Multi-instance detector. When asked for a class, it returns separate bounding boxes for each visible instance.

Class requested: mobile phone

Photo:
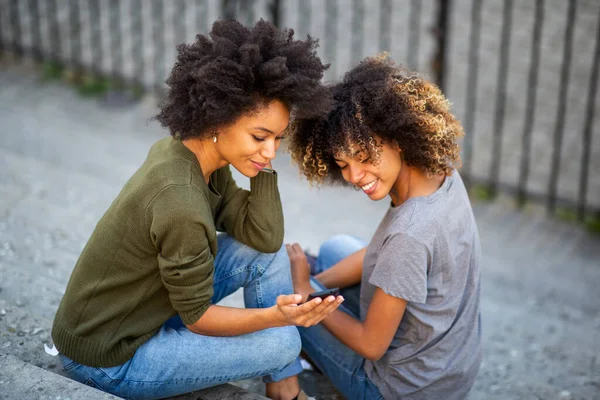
[307,287,340,301]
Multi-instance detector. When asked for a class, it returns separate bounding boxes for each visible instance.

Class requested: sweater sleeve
[214,167,284,253]
[147,185,215,325]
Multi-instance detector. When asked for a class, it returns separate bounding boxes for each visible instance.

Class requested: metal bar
[432,0,450,92]
[548,0,576,215]
[244,0,255,27]
[379,0,392,52]
[131,0,144,88]
[517,0,544,208]
[270,0,281,28]
[489,0,513,195]
[9,0,23,57]
[0,4,4,58]
[577,3,600,220]
[325,0,337,78]
[461,0,483,190]
[69,0,82,70]
[29,0,43,62]
[152,0,165,93]
[174,0,187,45]
[47,0,61,61]
[89,0,102,74]
[299,0,312,39]
[196,0,208,35]
[222,0,236,20]
[351,0,364,66]
[109,0,123,83]
[407,0,422,70]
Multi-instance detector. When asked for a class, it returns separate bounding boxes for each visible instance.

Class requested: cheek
[340,168,351,182]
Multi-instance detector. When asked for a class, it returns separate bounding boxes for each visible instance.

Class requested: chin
[230,164,259,178]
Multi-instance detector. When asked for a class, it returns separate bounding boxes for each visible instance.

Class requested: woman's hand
[272,293,344,328]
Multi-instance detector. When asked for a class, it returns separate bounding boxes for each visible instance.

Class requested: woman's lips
[251,160,268,170]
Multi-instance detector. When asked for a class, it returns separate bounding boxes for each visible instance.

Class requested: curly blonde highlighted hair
[289,54,464,185]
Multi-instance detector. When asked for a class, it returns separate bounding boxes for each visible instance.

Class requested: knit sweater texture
[52,137,284,367]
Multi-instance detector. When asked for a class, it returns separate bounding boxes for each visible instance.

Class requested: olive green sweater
[52,137,284,367]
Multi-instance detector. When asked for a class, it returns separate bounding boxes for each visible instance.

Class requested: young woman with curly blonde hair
[287,55,482,400]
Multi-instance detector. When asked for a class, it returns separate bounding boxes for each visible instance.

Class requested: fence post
[270,0,281,28]
[432,0,451,93]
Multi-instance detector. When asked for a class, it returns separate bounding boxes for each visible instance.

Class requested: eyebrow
[252,123,290,135]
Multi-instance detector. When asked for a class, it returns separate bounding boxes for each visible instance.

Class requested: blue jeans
[299,235,383,400]
[59,234,303,400]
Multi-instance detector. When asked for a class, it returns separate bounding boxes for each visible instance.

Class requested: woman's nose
[348,164,365,184]
[260,140,277,160]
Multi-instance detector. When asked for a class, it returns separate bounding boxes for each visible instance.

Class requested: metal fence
[0,0,599,221]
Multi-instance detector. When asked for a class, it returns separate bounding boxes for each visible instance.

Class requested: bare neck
[182,138,227,184]
[390,167,446,207]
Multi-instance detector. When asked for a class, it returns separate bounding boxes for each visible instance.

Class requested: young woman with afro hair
[287,55,482,400]
[52,19,339,400]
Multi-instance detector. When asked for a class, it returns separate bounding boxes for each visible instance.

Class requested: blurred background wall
[0,0,598,223]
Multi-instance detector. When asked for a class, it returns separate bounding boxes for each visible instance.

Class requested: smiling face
[216,100,290,177]
[334,138,404,203]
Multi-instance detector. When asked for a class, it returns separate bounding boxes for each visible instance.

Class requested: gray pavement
[0,64,599,400]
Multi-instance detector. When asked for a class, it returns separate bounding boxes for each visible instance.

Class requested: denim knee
[319,235,365,257]
[268,326,302,369]
[262,244,290,274]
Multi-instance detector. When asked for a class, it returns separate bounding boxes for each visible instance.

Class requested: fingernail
[338,297,344,302]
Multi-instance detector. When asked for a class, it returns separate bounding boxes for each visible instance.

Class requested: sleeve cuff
[250,169,280,200]
[179,301,213,326]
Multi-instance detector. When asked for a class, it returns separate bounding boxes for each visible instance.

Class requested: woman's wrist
[267,304,287,327]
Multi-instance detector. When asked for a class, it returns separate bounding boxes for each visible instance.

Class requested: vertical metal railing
[517,0,544,208]
[9,0,22,58]
[433,0,450,92]
[196,0,209,35]
[48,0,61,61]
[489,0,513,196]
[68,0,82,72]
[548,0,576,215]
[131,0,144,88]
[461,0,483,190]
[406,0,421,71]
[577,4,600,221]
[379,0,392,53]
[0,0,598,219]
[30,0,43,62]
[152,0,164,93]
[109,0,123,84]
[325,0,338,78]
[89,0,103,75]
[351,0,364,66]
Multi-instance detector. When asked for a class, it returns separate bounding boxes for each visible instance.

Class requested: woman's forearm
[186,304,282,336]
[315,248,366,289]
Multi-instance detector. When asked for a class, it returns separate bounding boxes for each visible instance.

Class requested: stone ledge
[0,353,267,400]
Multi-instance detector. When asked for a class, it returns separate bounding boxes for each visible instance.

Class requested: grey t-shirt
[361,171,482,400]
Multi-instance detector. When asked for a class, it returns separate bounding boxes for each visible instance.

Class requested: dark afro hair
[289,54,464,185]
[154,19,331,140]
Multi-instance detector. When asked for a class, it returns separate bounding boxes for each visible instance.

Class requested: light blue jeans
[299,235,383,400]
[59,234,303,400]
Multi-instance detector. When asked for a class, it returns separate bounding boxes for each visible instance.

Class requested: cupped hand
[273,293,344,328]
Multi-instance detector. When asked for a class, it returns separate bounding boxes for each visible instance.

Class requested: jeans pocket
[60,355,78,373]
